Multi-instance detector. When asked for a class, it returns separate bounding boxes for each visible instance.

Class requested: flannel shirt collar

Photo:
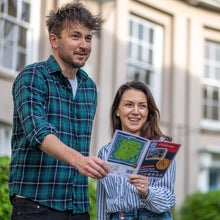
[47,55,89,82]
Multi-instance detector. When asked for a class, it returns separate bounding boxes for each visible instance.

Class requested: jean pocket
[13,198,48,216]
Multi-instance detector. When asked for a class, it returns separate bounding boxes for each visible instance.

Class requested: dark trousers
[11,198,90,220]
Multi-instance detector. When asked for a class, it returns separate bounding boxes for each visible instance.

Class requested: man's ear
[49,34,58,49]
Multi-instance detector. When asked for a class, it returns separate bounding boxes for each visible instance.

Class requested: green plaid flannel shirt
[9,55,97,213]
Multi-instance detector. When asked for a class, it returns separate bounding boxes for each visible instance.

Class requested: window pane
[145,70,151,85]
[138,45,142,61]
[203,104,207,119]
[133,21,138,38]
[1,0,4,12]
[16,52,25,71]
[138,23,143,40]
[212,106,218,120]
[203,85,208,99]
[143,26,149,42]
[4,20,16,43]
[148,49,153,65]
[149,28,154,44]
[209,170,218,191]
[128,42,132,57]
[215,67,220,80]
[216,47,220,61]
[129,20,133,36]
[18,26,26,48]
[205,64,210,78]
[205,43,210,59]
[132,43,138,59]
[0,18,3,39]
[213,88,219,101]
[22,1,30,22]
[3,45,13,68]
[203,86,208,119]
[8,0,17,17]
[134,71,139,81]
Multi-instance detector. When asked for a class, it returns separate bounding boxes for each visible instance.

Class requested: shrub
[0,156,12,220]
[89,178,97,220]
[178,190,220,220]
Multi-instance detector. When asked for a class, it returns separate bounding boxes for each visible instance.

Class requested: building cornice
[183,0,220,12]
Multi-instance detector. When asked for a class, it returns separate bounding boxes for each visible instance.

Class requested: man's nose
[79,38,89,48]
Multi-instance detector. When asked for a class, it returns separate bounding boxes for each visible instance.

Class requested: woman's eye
[140,105,147,109]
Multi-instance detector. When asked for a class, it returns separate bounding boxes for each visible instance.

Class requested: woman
[97,81,175,220]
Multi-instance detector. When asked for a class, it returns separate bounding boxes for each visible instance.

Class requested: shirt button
[120,196,123,199]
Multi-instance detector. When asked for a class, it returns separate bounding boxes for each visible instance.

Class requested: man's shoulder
[23,56,57,72]
[77,68,96,87]
[15,56,59,82]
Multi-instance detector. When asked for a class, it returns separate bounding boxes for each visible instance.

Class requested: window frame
[127,14,163,109]
[0,123,12,156]
[201,40,220,131]
[0,0,40,76]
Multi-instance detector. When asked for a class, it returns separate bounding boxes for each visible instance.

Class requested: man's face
[54,23,92,69]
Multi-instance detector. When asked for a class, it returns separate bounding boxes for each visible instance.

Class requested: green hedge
[178,190,220,220]
[89,178,97,220]
[0,156,12,220]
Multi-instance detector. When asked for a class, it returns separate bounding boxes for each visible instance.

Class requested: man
[9,3,109,220]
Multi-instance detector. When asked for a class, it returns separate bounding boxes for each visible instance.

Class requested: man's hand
[76,155,109,179]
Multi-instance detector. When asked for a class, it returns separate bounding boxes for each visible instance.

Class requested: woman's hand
[128,175,149,198]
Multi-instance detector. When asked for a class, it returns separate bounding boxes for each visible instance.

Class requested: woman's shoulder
[98,142,111,159]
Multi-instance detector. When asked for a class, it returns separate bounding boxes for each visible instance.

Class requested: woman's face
[116,89,148,136]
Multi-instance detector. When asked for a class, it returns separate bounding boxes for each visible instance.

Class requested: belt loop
[134,210,138,219]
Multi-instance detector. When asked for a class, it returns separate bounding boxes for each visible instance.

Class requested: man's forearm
[40,133,109,179]
[40,133,82,167]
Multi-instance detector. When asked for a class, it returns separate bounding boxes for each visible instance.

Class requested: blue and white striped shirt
[96,140,176,220]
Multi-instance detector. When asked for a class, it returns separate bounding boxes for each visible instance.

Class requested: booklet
[106,130,181,178]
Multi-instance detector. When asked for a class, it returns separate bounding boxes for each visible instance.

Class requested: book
[106,130,181,178]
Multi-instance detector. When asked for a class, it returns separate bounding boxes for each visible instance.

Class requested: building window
[0,123,12,156]
[0,0,39,75]
[202,41,220,130]
[127,15,163,108]
[209,170,219,191]
[198,151,220,192]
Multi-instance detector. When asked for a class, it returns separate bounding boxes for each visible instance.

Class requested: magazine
[106,130,181,178]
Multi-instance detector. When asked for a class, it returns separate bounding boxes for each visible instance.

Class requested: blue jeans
[109,209,172,220]
[11,197,90,220]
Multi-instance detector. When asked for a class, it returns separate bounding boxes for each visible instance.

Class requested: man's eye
[86,37,92,42]
[72,35,79,39]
